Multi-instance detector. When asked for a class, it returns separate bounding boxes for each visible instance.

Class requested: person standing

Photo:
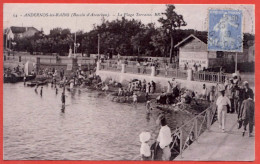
[238,95,254,137]
[201,84,208,100]
[225,79,235,113]
[234,85,245,114]
[40,86,43,97]
[165,63,169,76]
[167,81,172,93]
[23,75,26,86]
[142,79,146,92]
[143,61,147,74]
[146,101,152,114]
[216,88,231,132]
[133,92,138,108]
[137,61,141,74]
[139,132,151,160]
[151,81,156,93]
[56,88,58,95]
[208,86,216,103]
[61,91,66,112]
[243,81,254,100]
[156,117,172,161]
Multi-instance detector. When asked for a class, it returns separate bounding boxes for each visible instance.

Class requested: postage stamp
[208,9,243,52]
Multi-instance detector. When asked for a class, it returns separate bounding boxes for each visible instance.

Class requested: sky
[3,4,255,34]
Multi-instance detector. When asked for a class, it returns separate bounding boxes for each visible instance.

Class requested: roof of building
[174,34,207,48]
[9,26,39,34]
[175,32,255,50]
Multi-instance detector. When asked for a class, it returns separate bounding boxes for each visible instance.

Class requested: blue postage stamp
[208,9,243,52]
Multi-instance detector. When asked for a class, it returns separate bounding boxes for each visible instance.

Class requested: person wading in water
[61,91,66,113]
[40,87,43,97]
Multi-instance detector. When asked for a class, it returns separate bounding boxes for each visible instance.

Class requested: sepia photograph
[3,4,255,161]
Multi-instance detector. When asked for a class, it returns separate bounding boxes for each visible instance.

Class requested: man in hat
[225,78,235,113]
[243,81,254,100]
[216,87,231,132]
[238,94,254,137]
[234,85,245,115]
[201,84,208,100]
[232,73,240,86]
[156,117,172,160]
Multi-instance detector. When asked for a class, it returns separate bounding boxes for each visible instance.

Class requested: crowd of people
[215,73,254,136]
[4,65,25,77]
[138,73,255,161]
[22,63,255,161]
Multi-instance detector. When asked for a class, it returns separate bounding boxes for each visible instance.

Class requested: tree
[158,5,187,63]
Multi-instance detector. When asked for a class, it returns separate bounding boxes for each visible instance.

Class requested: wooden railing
[193,71,230,83]
[100,63,121,72]
[156,68,187,79]
[132,105,216,161]
[125,65,152,75]
[169,105,216,159]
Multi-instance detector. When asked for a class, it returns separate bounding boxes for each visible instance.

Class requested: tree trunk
[169,34,174,63]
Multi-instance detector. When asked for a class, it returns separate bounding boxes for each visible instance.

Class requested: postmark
[208,9,243,52]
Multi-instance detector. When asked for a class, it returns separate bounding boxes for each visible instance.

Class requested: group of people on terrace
[25,60,254,161]
[215,73,254,136]
[139,72,254,161]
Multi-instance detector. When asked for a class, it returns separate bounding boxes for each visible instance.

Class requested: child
[133,92,138,108]
[146,101,152,114]
[139,132,151,160]
[102,84,109,94]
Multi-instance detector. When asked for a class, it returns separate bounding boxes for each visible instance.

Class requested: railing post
[180,129,183,158]
[194,118,198,141]
[206,109,211,129]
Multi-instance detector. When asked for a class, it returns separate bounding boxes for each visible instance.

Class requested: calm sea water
[4,83,158,160]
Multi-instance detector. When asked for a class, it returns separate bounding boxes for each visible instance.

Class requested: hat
[219,86,225,92]
[243,81,249,85]
[233,79,238,83]
[232,73,238,77]
[139,132,151,143]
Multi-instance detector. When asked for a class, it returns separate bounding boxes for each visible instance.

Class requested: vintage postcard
[3,3,255,161]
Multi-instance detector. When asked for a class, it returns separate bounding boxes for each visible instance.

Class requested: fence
[132,105,216,160]
[100,62,121,72]
[156,68,187,79]
[169,105,216,159]
[125,65,152,75]
[193,71,230,83]
[4,55,36,63]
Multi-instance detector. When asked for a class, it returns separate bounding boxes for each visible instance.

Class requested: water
[4,83,158,160]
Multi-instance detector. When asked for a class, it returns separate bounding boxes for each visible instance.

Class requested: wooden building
[174,34,254,69]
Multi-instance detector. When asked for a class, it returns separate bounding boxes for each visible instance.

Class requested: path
[174,113,255,161]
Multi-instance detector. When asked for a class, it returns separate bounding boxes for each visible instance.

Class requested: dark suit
[244,87,254,100]
[238,98,254,133]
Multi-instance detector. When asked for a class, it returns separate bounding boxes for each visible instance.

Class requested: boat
[4,73,36,83]
[27,80,48,87]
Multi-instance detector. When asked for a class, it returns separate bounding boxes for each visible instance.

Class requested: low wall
[96,70,217,94]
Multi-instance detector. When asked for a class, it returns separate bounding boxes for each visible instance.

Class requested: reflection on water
[4,83,158,160]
